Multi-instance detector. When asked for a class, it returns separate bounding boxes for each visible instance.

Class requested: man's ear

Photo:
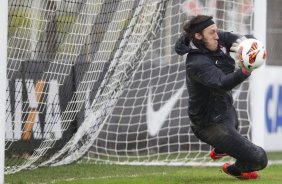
[195,33,202,40]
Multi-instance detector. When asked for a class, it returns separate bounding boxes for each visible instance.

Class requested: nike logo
[146,85,185,137]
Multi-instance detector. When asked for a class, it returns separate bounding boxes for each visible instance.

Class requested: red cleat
[222,163,259,180]
[210,148,228,160]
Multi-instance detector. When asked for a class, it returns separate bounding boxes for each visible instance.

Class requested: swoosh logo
[146,85,185,137]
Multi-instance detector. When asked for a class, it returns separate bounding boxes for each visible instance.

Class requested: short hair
[183,15,214,39]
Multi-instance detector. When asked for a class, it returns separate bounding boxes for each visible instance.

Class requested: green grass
[5,163,282,184]
[5,152,282,184]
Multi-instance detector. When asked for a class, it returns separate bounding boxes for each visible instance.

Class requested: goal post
[5,0,256,174]
[0,0,8,182]
[250,0,267,148]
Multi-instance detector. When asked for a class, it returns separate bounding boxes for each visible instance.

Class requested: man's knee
[253,147,268,170]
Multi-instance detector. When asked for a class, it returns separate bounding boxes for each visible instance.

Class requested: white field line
[50,172,167,183]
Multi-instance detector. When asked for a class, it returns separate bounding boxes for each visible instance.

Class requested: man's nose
[215,33,219,40]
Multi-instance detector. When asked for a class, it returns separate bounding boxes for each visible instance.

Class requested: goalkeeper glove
[230,36,247,52]
[230,36,247,69]
[234,55,253,73]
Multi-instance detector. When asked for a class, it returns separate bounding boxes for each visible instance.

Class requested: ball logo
[246,41,259,64]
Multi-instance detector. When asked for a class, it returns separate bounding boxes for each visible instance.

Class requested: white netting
[5,0,253,174]
[85,0,253,166]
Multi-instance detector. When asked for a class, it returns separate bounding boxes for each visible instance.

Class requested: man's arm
[187,55,250,91]
[218,31,239,50]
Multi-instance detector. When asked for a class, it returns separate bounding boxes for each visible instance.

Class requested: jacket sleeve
[218,31,239,50]
[218,31,256,51]
[187,54,249,91]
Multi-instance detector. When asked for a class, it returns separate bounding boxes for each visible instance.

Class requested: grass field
[5,152,282,184]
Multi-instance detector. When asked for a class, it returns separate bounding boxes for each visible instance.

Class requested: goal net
[5,0,253,173]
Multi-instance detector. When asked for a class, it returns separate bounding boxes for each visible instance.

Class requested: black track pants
[190,108,268,172]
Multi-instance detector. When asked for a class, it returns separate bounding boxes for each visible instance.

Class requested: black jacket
[175,32,250,126]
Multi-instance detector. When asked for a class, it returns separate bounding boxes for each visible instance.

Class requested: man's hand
[230,36,247,69]
[234,57,244,69]
[233,53,253,73]
[230,36,247,52]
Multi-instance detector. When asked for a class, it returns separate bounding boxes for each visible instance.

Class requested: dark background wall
[267,0,282,66]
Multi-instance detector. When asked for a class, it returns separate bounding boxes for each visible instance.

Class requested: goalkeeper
[175,15,267,179]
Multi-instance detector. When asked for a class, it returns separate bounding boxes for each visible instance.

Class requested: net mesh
[5,0,253,173]
[86,0,253,166]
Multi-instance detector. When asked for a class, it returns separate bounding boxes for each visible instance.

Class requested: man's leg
[191,123,268,172]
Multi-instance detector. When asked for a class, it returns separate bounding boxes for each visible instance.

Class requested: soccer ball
[238,38,267,70]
